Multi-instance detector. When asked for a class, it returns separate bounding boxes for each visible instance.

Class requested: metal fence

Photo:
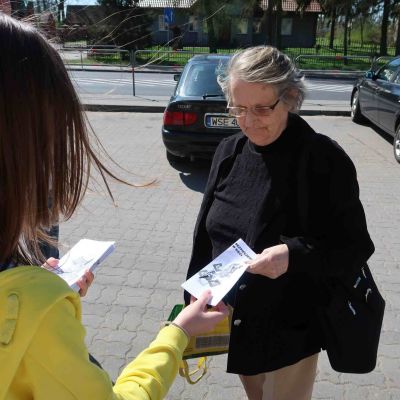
[133,49,229,71]
[294,54,375,71]
[61,46,396,97]
[60,44,396,72]
[59,46,130,70]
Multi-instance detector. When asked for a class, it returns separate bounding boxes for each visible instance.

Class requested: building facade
[138,0,321,48]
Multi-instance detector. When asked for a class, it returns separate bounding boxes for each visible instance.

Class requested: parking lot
[60,113,400,400]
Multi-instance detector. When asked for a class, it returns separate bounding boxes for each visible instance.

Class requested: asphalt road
[69,70,355,101]
[60,112,400,400]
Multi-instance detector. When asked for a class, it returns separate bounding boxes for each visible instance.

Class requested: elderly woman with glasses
[184,46,374,400]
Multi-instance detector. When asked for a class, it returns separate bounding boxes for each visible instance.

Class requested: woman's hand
[173,290,228,337]
[246,244,289,279]
[42,257,94,297]
[190,295,197,304]
[76,269,94,297]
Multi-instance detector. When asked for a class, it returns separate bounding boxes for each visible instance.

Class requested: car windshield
[377,58,400,81]
[178,61,227,97]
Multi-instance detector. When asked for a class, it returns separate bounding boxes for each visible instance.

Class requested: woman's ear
[282,88,299,111]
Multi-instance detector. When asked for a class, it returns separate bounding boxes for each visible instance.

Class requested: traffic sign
[164,8,174,25]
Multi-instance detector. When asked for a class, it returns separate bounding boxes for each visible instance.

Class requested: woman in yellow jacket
[0,14,228,400]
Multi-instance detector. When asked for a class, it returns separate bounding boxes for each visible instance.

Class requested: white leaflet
[182,239,256,306]
[47,239,115,291]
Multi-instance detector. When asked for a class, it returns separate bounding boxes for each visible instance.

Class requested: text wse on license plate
[205,114,239,129]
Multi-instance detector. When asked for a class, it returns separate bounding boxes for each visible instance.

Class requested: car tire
[393,126,400,163]
[351,90,367,124]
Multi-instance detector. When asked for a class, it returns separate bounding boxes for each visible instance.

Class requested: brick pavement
[60,113,400,400]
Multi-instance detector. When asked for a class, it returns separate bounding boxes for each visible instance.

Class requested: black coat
[185,114,375,375]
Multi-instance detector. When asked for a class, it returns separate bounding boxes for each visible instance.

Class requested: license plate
[204,114,239,129]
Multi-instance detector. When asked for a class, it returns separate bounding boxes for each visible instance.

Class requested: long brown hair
[0,14,118,267]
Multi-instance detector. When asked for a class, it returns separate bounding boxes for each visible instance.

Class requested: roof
[137,0,198,8]
[260,0,321,13]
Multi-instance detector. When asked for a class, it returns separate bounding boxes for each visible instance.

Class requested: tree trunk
[329,8,336,49]
[275,0,282,49]
[343,5,350,63]
[380,0,390,56]
[348,18,352,46]
[396,16,400,55]
[360,18,364,46]
[204,0,217,52]
[58,1,65,23]
[10,0,25,17]
[266,0,274,45]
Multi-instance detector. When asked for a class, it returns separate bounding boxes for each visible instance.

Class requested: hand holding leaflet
[46,239,115,291]
[182,239,256,306]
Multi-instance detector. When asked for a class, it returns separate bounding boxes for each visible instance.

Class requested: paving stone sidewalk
[60,113,400,400]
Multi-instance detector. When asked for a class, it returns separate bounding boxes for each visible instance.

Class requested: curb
[83,104,166,113]
[300,110,350,116]
[83,103,350,116]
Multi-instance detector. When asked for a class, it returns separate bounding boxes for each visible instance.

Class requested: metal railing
[59,46,130,70]
[61,47,396,97]
[133,49,210,72]
[294,54,377,71]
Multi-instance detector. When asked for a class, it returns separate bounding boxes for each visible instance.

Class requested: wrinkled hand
[246,244,289,279]
[174,290,228,337]
[42,257,94,297]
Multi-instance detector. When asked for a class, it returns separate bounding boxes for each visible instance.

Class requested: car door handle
[376,88,390,94]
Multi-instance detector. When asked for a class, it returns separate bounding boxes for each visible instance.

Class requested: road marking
[304,82,353,92]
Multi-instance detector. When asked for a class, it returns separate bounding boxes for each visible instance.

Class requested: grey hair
[218,46,305,112]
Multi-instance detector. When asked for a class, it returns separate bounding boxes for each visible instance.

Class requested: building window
[203,20,208,34]
[281,18,293,35]
[158,15,168,31]
[188,15,199,32]
[252,18,262,34]
[236,18,248,34]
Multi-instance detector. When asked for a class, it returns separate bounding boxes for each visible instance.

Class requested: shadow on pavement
[168,159,211,193]
[370,124,394,146]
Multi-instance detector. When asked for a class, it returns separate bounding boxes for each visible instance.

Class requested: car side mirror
[173,74,181,82]
[365,70,376,80]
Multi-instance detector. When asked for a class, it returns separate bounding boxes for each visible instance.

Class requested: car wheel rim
[351,92,358,116]
[395,135,400,159]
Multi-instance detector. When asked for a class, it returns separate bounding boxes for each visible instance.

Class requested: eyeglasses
[227,98,281,118]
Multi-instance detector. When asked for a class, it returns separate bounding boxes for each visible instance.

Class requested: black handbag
[297,134,385,373]
[318,264,385,373]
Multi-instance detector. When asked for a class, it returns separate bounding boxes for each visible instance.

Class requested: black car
[162,54,240,162]
[351,56,400,162]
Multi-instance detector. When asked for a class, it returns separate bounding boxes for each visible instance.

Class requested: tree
[354,0,375,46]
[392,3,400,54]
[342,0,352,57]
[318,0,339,48]
[380,0,391,55]
[275,0,283,49]
[94,0,151,50]
[203,0,219,52]
[10,0,26,18]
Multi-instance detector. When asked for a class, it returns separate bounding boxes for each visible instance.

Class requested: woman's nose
[244,110,256,127]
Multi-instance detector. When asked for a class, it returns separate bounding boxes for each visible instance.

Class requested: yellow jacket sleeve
[22,297,188,400]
